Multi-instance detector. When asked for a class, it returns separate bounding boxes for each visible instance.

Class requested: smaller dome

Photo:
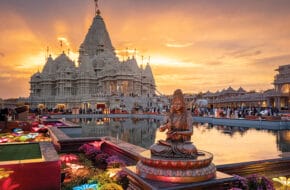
[31,72,42,82]
[42,56,54,74]
[54,52,76,72]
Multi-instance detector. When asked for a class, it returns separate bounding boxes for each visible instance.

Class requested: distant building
[29,4,157,111]
[272,64,290,109]
[201,64,290,110]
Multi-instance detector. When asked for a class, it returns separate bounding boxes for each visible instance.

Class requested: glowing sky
[1,0,290,99]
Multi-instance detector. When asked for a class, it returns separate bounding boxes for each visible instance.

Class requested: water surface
[65,118,290,165]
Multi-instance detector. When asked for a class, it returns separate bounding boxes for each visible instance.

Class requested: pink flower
[60,154,79,164]
[90,141,104,151]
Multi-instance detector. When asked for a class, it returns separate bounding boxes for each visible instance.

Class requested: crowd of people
[192,106,281,119]
[0,105,285,124]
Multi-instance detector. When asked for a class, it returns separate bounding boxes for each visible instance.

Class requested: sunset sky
[1,0,290,99]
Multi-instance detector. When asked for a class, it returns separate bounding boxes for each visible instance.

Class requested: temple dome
[31,72,42,82]
[42,55,54,74]
[53,52,75,72]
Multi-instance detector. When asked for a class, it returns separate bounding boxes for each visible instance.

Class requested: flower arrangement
[232,174,275,190]
[98,183,123,190]
[90,141,104,151]
[272,176,290,186]
[247,174,274,190]
[106,156,126,169]
[90,172,113,187]
[115,170,129,189]
[60,154,79,164]
[94,153,109,170]
[60,153,81,183]
[0,132,50,143]
[79,143,102,160]
[62,142,129,190]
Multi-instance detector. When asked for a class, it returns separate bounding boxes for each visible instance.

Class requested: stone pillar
[277,97,281,110]
[267,98,271,107]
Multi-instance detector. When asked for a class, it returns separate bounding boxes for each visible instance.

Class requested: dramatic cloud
[254,54,290,65]
[165,42,193,48]
[1,0,290,98]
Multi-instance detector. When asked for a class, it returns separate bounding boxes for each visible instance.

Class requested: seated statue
[150,89,198,158]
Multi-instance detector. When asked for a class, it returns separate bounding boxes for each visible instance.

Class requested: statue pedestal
[136,150,216,183]
[125,166,236,190]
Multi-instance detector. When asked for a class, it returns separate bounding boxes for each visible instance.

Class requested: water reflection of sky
[70,118,290,165]
[188,124,282,165]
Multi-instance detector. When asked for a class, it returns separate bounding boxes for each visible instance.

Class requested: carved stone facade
[29,10,156,110]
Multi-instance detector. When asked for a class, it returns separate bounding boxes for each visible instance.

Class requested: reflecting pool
[65,118,290,165]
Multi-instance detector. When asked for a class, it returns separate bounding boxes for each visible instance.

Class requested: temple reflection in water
[65,118,290,164]
[72,118,160,149]
[277,130,290,153]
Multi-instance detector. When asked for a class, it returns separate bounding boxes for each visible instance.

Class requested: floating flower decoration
[72,183,98,190]
[272,176,290,186]
[0,168,14,179]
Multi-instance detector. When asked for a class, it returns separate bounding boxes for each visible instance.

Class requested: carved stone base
[136,150,216,183]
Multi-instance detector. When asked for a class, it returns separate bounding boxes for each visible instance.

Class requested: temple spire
[94,0,101,15]
[45,46,49,60]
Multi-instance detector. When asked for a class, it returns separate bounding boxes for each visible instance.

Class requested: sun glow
[149,55,199,68]
[17,52,46,70]
[165,42,194,48]
[17,49,79,72]
[57,37,70,46]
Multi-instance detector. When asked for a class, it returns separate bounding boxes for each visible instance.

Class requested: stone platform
[125,166,236,190]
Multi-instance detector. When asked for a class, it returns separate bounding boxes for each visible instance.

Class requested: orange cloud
[1,1,290,98]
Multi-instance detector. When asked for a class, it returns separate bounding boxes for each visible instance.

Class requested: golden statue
[150,89,198,158]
